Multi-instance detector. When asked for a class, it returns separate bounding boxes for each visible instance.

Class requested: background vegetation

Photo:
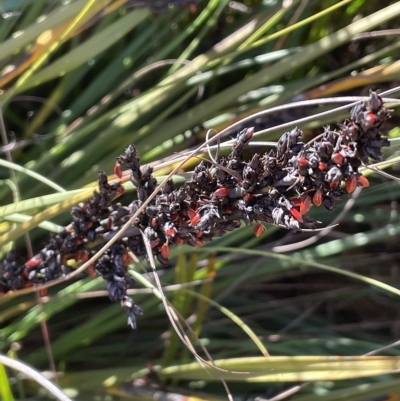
[1,0,400,400]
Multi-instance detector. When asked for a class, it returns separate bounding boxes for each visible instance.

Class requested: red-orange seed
[114,163,122,179]
[313,189,323,206]
[298,157,308,168]
[165,227,176,237]
[318,162,327,171]
[243,193,254,202]
[190,214,201,226]
[253,223,265,237]
[187,208,196,220]
[88,266,96,278]
[214,187,230,198]
[122,254,132,265]
[300,195,311,215]
[290,207,303,223]
[26,258,40,268]
[357,175,370,187]
[176,237,184,245]
[365,112,377,127]
[161,243,170,258]
[331,152,344,165]
[77,251,89,262]
[346,175,357,193]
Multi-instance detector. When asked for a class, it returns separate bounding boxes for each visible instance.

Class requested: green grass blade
[0,362,14,401]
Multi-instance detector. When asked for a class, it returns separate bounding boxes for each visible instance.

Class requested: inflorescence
[0,92,392,328]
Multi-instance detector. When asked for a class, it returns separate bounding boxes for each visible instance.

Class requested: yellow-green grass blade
[0,0,105,63]
[144,2,400,146]
[159,355,400,382]
[0,159,66,192]
[0,188,94,247]
[0,189,88,217]
[1,213,61,233]
[0,362,14,401]
[1,0,116,103]
[16,8,150,93]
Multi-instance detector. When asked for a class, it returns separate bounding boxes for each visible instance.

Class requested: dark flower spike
[0,92,392,328]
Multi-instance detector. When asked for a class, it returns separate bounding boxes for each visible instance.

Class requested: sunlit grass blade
[0,354,71,401]
[0,362,14,401]
[0,188,94,247]
[16,8,149,93]
[159,355,400,382]
[145,2,400,143]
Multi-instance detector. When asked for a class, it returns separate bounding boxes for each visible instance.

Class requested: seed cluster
[0,92,392,328]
